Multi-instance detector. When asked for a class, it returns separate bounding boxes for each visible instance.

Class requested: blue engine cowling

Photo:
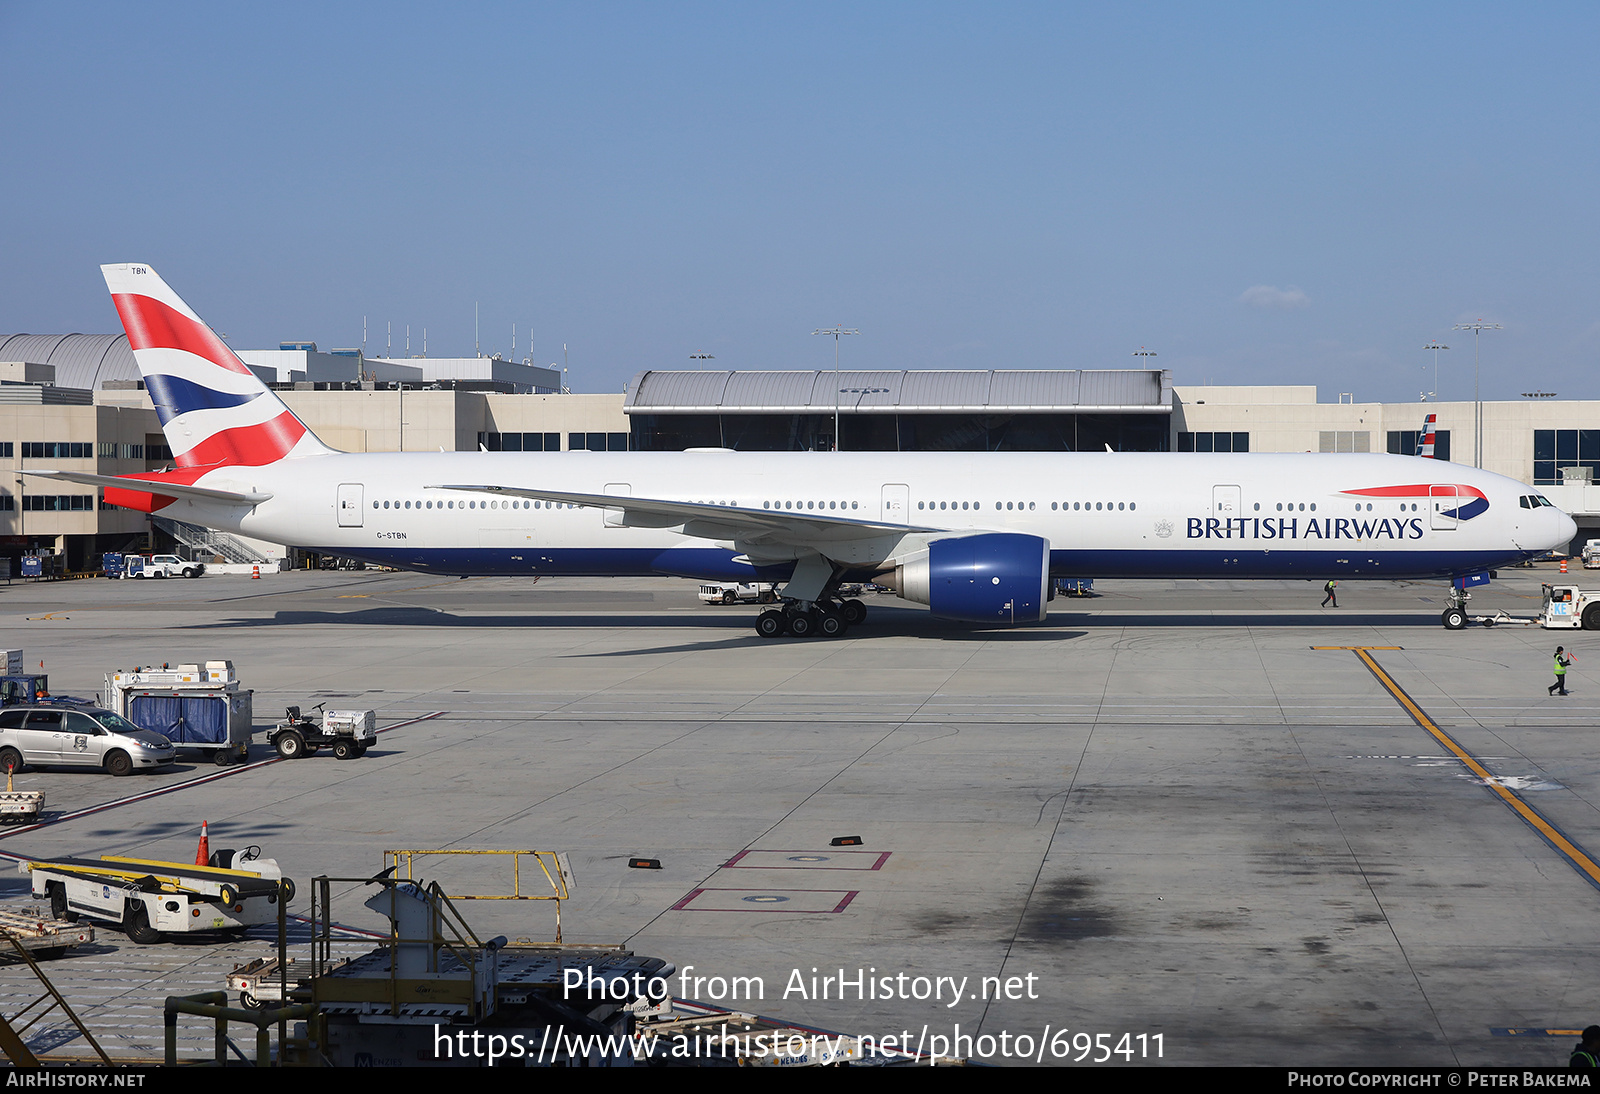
[893,533,1050,623]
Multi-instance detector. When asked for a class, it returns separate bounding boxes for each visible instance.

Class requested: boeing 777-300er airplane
[25,264,1577,637]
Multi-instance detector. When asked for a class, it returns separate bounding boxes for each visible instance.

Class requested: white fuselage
[160,450,1574,584]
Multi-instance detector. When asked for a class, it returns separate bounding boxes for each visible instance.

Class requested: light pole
[689,353,715,370]
[812,325,859,451]
[1132,347,1157,366]
[1452,321,1502,469]
[1423,341,1448,402]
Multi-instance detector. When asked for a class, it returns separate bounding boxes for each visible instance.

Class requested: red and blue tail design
[102,264,333,469]
[1416,413,1438,458]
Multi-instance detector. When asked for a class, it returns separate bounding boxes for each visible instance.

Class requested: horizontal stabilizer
[19,469,271,505]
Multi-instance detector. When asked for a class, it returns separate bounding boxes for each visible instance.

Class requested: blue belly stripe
[304,544,1543,582]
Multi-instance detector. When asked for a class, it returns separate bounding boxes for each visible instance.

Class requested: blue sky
[3,2,1598,401]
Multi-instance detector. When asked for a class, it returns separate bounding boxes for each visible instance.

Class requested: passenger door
[337,483,364,528]
[603,483,631,529]
[1213,485,1241,520]
[881,484,909,524]
[1430,485,1458,530]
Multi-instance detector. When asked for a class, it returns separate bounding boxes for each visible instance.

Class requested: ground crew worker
[1549,646,1575,696]
[1571,1025,1600,1068]
[1321,579,1338,608]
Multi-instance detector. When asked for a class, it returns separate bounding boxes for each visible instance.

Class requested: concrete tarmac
[0,564,1596,1066]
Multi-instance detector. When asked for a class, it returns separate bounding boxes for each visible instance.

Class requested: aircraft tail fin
[1416,413,1438,459]
[101,264,335,468]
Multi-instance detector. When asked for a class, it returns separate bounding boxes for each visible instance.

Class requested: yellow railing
[382,849,571,942]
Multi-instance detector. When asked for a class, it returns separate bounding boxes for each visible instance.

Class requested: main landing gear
[754,595,868,639]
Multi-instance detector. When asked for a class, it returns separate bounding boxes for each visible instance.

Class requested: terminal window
[21,495,94,511]
[1386,429,1451,461]
[479,432,562,452]
[568,432,630,452]
[1534,429,1600,485]
[1178,432,1249,453]
[21,442,93,459]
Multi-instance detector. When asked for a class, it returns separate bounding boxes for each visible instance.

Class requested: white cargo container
[103,661,253,765]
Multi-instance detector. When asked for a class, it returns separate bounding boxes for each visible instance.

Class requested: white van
[0,707,177,775]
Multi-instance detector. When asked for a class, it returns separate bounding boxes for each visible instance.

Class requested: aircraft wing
[19,469,272,505]
[426,483,936,542]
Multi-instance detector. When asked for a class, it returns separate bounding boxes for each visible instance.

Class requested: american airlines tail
[101,263,334,469]
[1416,413,1438,458]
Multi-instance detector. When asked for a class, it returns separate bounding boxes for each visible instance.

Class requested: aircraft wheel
[817,611,847,638]
[841,599,867,626]
[1442,608,1467,630]
[787,611,816,638]
[755,611,787,638]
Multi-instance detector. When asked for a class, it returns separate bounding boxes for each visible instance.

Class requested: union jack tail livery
[101,264,334,470]
[1416,413,1438,459]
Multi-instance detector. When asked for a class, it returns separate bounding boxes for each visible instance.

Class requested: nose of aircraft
[1554,508,1578,552]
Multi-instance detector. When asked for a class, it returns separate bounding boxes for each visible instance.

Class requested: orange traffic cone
[1561,557,1570,574]
[195,820,211,866]
[251,564,260,580]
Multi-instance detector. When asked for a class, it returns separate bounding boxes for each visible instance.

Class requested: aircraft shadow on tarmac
[188,605,1099,643]
[188,604,1443,636]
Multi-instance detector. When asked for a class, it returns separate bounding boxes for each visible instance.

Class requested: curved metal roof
[0,333,139,391]
[625,369,1173,414]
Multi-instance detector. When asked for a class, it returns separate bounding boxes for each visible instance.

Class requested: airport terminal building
[5,335,1600,569]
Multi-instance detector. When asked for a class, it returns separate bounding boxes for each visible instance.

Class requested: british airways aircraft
[26,264,1577,637]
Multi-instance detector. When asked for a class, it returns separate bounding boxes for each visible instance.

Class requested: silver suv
[0,707,177,776]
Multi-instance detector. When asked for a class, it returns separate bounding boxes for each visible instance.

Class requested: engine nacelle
[893,533,1050,624]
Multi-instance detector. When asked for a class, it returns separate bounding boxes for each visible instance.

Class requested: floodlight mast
[1423,341,1448,402]
[1451,322,1502,469]
[812,325,859,451]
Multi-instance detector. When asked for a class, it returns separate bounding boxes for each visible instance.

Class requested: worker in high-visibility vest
[1549,646,1575,696]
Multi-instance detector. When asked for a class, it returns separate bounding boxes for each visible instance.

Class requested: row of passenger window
[373,499,577,511]
[765,501,860,510]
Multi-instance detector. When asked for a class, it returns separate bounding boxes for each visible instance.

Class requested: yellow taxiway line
[1317,645,1600,891]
